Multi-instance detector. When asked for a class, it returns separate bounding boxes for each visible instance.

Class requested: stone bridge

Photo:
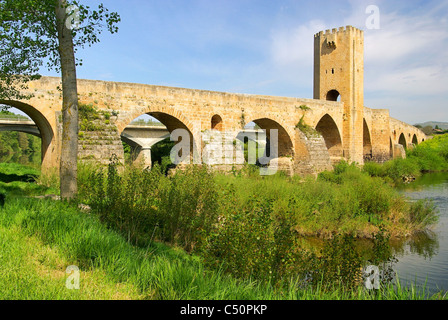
[0,25,426,176]
[0,117,267,169]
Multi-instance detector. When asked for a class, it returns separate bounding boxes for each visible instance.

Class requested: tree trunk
[55,0,78,200]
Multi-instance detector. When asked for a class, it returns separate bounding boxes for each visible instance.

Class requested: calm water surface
[394,172,448,294]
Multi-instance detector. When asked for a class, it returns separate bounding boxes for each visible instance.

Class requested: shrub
[203,192,303,282]
[157,165,218,251]
[79,103,101,121]
[81,158,219,251]
[383,158,421,181]
[82,156,164,246]
[362,161,386,177]
[312,234,363,287]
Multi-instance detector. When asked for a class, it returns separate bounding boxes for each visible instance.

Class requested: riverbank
[19,156,433,290]
[1,193,445,300]
[362,134,448,183]
[1,135,447,299]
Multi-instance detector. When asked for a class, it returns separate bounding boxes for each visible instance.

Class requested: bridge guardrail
[0,117,34,123]
[0,117,34,122]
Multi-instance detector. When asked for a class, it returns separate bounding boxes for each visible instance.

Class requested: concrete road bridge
[0,118,41,137]
[0,25,426,176]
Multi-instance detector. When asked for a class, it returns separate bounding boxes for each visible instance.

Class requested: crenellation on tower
[321,25,365,37]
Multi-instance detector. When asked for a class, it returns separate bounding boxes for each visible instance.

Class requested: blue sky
[39,0,448,125]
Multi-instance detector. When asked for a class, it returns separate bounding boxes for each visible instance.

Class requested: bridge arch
[398,133,407,149]
[248,117,294,158]
[211,114,223,131]
[116,104,195,136]
[232,116,295,174]
[412,134,418,145]
[119,109,196,168]
[0,100,54,169]
[315,114,343,158]
[363,119,373,160]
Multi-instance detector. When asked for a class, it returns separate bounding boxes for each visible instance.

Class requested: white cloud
[270,20,327,67]
[364,12,448,63]
[361,3,448,119]
[367,65,447,95]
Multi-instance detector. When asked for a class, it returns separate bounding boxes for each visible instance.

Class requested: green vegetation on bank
[1,134,447,300]
[75,160,437,288]
[0,162,57,197]
[0,194,444,300]
[362,134,448,182]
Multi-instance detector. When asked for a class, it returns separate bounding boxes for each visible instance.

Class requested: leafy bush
[157,165,218,251]
[77,156,437,288]
[382,158,421,181]
[82,156,163,246]
[362,161,386,177]
[312,234,364,287]
[203,193,302,282]
[78,103,101,121]
[81,158,218,251]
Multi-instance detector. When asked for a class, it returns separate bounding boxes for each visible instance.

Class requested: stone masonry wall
[77,109,124,165]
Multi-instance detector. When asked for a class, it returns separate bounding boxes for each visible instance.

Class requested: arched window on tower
[326,89,340,102]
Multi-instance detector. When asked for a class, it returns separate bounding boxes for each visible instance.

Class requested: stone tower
[313,26,365,164]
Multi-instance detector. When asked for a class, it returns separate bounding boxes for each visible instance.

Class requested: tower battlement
[314,25,363,38]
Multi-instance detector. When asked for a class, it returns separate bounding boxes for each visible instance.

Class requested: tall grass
[81,158,219,250]
[0,197,262,299]
[74,158,438,290]
[1,196,444,300]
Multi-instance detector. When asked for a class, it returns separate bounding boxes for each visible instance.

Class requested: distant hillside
[414,121,448,130]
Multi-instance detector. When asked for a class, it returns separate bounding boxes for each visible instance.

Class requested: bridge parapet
[390,117,427,147]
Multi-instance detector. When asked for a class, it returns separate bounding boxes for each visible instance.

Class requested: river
[394,172,448,294]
